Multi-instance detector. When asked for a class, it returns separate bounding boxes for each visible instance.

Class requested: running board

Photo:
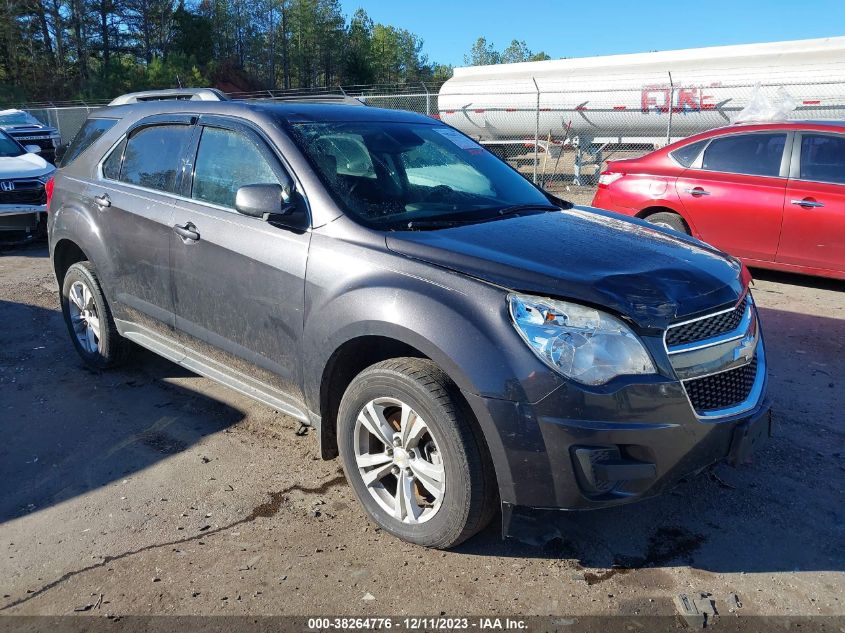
[116,319,309,422]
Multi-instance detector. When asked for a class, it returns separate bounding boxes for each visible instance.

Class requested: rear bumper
[463,374,771,515]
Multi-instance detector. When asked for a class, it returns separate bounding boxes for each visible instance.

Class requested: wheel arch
[52,238,90,288]
[315,327,482,461]
[636,205,696,234]
[318,334,427,459]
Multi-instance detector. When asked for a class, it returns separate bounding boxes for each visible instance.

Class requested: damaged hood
[386,207,745,330]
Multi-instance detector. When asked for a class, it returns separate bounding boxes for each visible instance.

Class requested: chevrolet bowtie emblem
[733,334,756,363]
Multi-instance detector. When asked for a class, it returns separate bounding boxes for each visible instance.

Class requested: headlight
[508,293,656,385]
[36,170,55,184]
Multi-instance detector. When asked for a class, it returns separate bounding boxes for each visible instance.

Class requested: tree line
[1,0,555,105]
[464,37,551,66]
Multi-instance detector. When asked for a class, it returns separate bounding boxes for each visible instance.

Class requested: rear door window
[700,133,787,177]
[119,124,193,194]
[191,126,281,209]
[799,134,845,184]
[61,118,117,167]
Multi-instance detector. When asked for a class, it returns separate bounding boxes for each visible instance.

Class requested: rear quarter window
[670,139,708,167]
[102,138,126,180]
[60,118,117,167]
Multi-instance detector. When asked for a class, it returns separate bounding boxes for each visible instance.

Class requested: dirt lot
[0,244,843,623]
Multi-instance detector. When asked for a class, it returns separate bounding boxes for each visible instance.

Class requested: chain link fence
[366,80,845,204]
[20,79,845,205]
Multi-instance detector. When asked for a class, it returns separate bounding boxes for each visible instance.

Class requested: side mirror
[234,183,308,231]
[24,144,41,155]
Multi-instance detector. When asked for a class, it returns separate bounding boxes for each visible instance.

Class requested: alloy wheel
[353,397,445,524]
[68,280,101,354]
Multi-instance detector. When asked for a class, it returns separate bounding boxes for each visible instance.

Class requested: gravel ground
[0,243,843,623]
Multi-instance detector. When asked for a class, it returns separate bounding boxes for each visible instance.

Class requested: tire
[60,261,130,369]
[337,358,497,548]
[645,211,689,235]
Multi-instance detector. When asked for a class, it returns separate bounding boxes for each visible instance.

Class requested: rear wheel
[61,261,130,369]
[337,358,497,548]
[644,211,689,235]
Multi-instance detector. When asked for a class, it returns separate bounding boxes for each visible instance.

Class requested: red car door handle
[790,198,824,208]
[685,187,711,197]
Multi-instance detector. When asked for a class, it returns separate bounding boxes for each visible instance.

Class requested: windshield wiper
[496,204,562,217]
[402,219,466,230]
[398,204,563,231]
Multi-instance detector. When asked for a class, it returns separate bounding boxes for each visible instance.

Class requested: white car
[0,128,54,241]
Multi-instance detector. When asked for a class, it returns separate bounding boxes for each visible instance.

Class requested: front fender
[301,232,564,414]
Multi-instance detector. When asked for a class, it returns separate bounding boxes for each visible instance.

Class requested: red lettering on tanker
[641,85,715,113]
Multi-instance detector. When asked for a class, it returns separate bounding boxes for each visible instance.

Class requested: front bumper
[0,206,46,234]
[465,377,770,515]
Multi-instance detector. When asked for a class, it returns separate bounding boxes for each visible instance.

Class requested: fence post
[532,77,540,184]
[422,82,431,116]
[666,71,675,145]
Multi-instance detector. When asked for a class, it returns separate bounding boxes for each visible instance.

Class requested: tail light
[740,261,754,288]
[597,171,624,187]
[45,176,55,212]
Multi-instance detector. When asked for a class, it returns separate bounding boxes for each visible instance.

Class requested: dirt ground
[0,243,843,623]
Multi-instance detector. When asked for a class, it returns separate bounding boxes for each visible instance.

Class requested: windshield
[288,121,553,228]
[0,110,40,126]
[0,130,24,158]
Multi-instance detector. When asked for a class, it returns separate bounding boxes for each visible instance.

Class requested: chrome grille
[684,358,758,414]
[666,296,748,347]
[0,179,45,206]
[665,292,765,420]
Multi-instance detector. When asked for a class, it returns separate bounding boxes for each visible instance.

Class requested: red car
[592,121,845,280]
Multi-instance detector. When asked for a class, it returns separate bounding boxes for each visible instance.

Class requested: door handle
[173,222,200,241]
[790,198,824,208]
[94,193,111,208]
[685,187,711,197]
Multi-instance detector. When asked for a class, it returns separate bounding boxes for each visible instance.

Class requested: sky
[339,0,845,67]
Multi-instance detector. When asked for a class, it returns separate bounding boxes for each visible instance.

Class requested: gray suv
[47,98,771,548]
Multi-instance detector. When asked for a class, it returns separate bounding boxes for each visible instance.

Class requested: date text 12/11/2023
[306,617,528,630]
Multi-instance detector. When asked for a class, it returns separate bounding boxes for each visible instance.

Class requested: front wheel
[337,358,497,548]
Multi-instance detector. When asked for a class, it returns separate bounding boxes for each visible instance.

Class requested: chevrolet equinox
[48,98,771,548]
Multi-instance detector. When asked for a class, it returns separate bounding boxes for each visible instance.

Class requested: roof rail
[108,88,229,106]
[248,94,367,107]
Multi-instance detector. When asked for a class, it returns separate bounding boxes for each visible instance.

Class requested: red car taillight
[45,176,55,212]
[597,171,624,188]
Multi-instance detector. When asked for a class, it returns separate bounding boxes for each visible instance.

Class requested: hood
[0,109,57,133]
[386,207,745,330]
[0,153,52,179]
